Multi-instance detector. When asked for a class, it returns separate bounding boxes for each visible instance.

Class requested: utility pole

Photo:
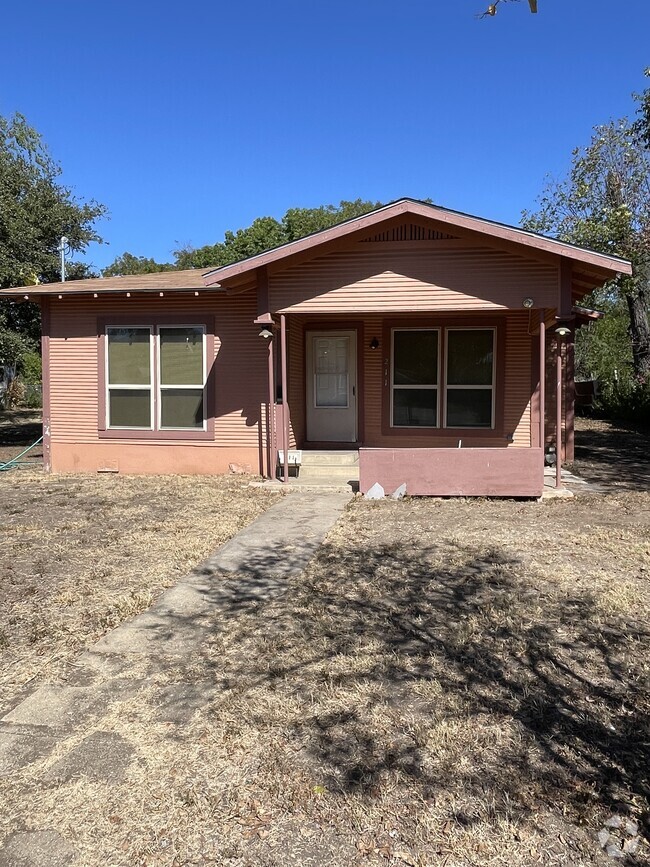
[58,236,68,282]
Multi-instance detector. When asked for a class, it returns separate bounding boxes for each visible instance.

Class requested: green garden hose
[0,435,44,472]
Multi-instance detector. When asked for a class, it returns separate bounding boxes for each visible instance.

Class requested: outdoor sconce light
[522,297,534,309]
[369,337,379,350]
[555,324,571,338]
[258,326,273,339]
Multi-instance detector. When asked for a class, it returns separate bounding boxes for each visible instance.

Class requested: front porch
[264,309,565,498]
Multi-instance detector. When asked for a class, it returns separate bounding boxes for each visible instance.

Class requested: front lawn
[1,486,648,865]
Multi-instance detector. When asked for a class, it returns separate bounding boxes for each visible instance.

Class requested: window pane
[160,327,204,386]
[447,330,494,386]
[109,389,151,427]
[107,328,151,385]
[446,389,493,427]
[393,388,437,427]
[394,331,438,385]
[161,388,204,428]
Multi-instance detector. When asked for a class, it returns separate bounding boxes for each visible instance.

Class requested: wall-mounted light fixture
[522,297,534,309]
[259,326,273,339]
[555,324,571,337]
[369,337,379,350]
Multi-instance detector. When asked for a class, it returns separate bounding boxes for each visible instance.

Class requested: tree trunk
[626,275,650,377]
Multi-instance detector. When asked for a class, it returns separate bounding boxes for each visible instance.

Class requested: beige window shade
[160,327,204,386]
[107,328,151,385]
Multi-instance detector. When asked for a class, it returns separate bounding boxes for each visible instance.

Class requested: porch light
[522,297,534,308]
[369,337,379,350]
[259,326,273,339]
[555,324,571,337]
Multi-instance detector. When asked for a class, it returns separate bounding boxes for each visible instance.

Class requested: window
[390,326,496,430]
[391,329,439,427]
[105,325,207,432]
[445,329,495,428]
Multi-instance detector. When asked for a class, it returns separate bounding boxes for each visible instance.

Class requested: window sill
[98,428,214,442]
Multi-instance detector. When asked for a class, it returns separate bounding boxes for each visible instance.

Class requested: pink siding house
[2,200,631,497]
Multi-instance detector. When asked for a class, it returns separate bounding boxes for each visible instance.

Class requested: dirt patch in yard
[0,469,282,714]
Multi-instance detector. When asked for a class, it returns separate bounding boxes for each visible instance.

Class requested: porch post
[280,314,289,484]
[555,334,563,489]
[539,310,545,454]
[267,335,275,480]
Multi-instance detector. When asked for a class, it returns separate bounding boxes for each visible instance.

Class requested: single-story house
[1,199,632,497]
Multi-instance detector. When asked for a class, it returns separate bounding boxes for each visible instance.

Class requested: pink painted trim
[380,315,506,440]
[97,315,216,442]
[40,298,52,472]
[202,199,632,286]
[535,311,545,453]
[280,314,289,483]
[556,339,563,488]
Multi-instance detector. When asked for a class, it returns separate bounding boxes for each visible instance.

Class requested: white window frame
[157,324,208,432]
[443,327,496,430]
[105,326,154,430]
[105,324,207,432]
[390,327,441,429]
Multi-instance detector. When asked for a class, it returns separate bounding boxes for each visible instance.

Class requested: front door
[306,330,357,442]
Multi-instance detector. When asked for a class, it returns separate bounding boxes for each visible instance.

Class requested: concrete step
[300,450,359,468]
[297,466,359,482]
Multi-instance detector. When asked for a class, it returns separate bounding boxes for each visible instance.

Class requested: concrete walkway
[0,491,349,867]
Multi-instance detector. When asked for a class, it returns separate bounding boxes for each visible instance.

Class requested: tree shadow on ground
[118,528,650,866]
[573,418,650,491]
[179,537,650,849]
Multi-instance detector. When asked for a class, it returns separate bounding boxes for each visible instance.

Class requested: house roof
[0,268,208,297]
[202,198,633,287]
[0,198,632,299]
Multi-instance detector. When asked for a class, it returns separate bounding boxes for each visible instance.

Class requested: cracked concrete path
[0,491,349,866]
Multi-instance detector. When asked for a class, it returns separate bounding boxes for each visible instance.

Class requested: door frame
[302,320,365,446]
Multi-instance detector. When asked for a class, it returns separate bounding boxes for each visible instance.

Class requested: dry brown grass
[1,486,649,866]
[0,469,282,713]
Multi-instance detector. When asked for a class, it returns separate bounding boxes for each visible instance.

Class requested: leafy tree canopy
[0,112,108,343]
[173,199,384,270]
[523,111,650,397]
[102,252,175,277]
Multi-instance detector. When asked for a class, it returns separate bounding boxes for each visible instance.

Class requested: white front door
[306,331,357,442]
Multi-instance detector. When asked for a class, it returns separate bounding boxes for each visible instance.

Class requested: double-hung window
[390,326,496,430]
[105,325,207,432]
[391,329,440,427]
[444,328,495,429]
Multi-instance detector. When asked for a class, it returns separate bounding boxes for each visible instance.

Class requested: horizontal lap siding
[505,313,532,447]
[287,318,304,448]
[270,244,558,313]
[289,312,532,449]
[49,294,265,449]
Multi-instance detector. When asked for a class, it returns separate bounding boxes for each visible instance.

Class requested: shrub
[20,351,42,384]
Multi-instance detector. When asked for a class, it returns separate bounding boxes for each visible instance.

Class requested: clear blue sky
[2,0,649,271]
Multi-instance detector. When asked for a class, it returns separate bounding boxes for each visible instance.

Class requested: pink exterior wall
[43,224,557,484]
[287,310,533,450]
[47,293,271,475]
[359,447,545,497]
[269,234,559,314]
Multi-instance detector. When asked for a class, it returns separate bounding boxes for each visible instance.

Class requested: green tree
[523,118,650,381]
[0,113,107,343]
[102,251,175,277]
[174,200,383,270]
